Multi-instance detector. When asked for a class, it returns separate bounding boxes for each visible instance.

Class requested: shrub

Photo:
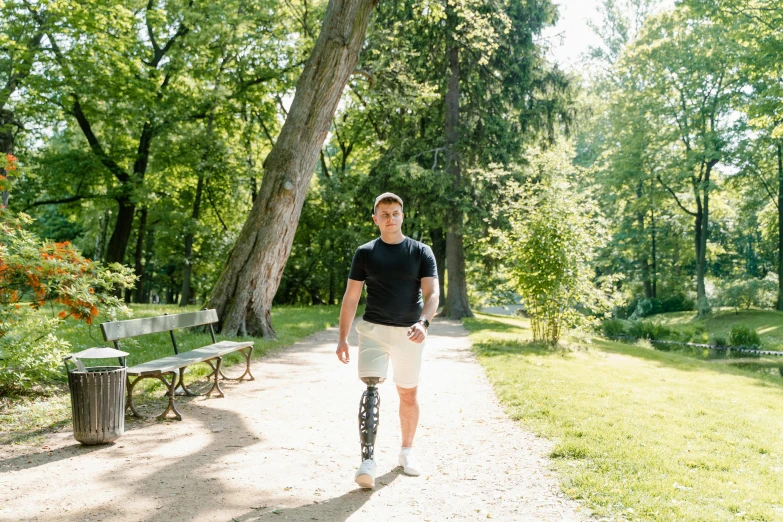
[712,336,728,348]
[717,275,777,313]
[601,319,626,338]
[627,321,670,340]
[0,175,135,390]
[728,325,761,348]
[626,294,695,319]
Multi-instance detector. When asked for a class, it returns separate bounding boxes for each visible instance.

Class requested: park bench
[100,309,254,421]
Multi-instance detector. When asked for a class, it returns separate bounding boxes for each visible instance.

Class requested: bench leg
[174,367,199,397]
[126,375,144,419]
[205,357,225,398]
[125,373,182,421]
[157,372,183,421]
[218,347,255,382]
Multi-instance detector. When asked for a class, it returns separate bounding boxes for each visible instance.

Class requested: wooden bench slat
[126,340,253,376]
[101,310,220,341]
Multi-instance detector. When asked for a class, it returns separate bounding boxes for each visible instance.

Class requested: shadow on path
[230,471,400,522]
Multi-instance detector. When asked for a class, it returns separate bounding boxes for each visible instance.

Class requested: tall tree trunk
[180,111,213,307]
[180,171,204,306]
[0,109,13,208]
[441,6,472,320]
[696,164,712,316]
[206,0,379,337]
[106,198,136,264]
[131,208,148,303]
[650,206,657,298]
[777,141,783,311]
[329,268,336,305]
[430,227,446,304]
[140,223,155,303]
[637,181,652,298]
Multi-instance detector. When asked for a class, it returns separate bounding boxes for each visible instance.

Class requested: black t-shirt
[348,237,438,327]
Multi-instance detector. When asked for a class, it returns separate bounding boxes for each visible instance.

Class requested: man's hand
[407,322,427,344]
[336,339,350,364]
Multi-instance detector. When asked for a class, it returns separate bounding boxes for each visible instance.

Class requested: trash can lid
[71,347,129,359]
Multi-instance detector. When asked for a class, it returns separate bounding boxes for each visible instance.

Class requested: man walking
[336,192,439,488]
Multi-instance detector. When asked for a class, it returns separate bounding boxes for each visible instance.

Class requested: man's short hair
[373,192,404,214]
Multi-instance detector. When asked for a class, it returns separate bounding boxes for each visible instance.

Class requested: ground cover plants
[466,312,783,521]
[0,304,341,446]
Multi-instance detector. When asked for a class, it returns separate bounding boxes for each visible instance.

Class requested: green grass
[0,304,342,446]
[650,309,783,349]
[465,312,783,522]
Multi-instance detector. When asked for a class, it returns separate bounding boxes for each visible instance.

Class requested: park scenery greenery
[2,0,783,519]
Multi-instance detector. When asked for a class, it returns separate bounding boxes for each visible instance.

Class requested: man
[336,192,439,489]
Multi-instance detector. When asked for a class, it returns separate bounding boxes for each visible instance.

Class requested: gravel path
[0,319,589,521]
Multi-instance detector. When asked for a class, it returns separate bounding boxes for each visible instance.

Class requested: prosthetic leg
[359,377,382,461]
[355,377,383,488]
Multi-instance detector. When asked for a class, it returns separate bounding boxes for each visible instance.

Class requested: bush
[626,294,695,319]
[601,319,626,338]
[728,325,761,348]
[0,175,135,390]
[717,275,778,313]
[712,336,728,348]
[627,321,670,340]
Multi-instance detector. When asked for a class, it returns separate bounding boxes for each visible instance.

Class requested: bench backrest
[101,309,219,342]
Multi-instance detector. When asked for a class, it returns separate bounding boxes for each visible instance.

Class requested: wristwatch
[417,318,430,329]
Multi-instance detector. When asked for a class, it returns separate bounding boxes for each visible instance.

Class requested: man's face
[373,202,404,233]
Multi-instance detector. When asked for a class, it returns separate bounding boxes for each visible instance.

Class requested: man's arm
[336,279,364,364]
[407,276,439,343]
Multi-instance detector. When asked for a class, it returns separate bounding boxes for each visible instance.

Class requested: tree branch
[23,193,102,211]
[657,174,696,217]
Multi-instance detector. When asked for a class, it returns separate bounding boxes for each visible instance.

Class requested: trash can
[63,347,129,445]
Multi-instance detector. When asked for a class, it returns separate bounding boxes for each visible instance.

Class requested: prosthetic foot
[355,377,382,488]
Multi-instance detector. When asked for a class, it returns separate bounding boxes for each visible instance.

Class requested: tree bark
[777,141,783,310]
[650,206,657,298]
[129,207,147,303]
[430,227,446,303]
[180,110,214,307]
[206,0,379,337]
[0,109,13,208]
[180,170,204,307]
[441,6,472,320]
[696,163,713,316]
[106,198,136,264]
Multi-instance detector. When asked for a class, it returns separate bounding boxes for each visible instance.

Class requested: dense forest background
[2,0,781,322]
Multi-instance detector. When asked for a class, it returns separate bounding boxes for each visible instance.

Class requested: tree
[623,7,741,314]
[0,2,43,207]
[207,0,380,337]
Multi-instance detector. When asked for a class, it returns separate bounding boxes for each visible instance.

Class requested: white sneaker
[398,450,422,476]
[355,459,377,488]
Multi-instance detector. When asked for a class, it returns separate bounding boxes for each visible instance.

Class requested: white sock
[400,446,413,456]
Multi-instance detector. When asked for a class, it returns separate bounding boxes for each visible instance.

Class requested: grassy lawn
[465,312,783,522]
[0,304,341,446]
[649,309,783,350]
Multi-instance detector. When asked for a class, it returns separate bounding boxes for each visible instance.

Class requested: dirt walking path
[0,319,589,521]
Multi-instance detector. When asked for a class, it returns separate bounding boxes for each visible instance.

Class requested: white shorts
[355,319,425,388]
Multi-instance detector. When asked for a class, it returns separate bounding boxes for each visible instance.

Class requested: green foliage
[712,335,728,348]
[625,294,695,319]
[0,200,135,390]
[626,320,670,341]
[716,274,778,313]
[487,145,619,343]
[728,325,761,348]
[601,318,626,338]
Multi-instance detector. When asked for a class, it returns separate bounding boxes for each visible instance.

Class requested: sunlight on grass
[653,309,783,349]
[465,312,783,521]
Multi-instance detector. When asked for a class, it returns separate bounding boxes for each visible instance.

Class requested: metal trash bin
[63,347,129,445]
